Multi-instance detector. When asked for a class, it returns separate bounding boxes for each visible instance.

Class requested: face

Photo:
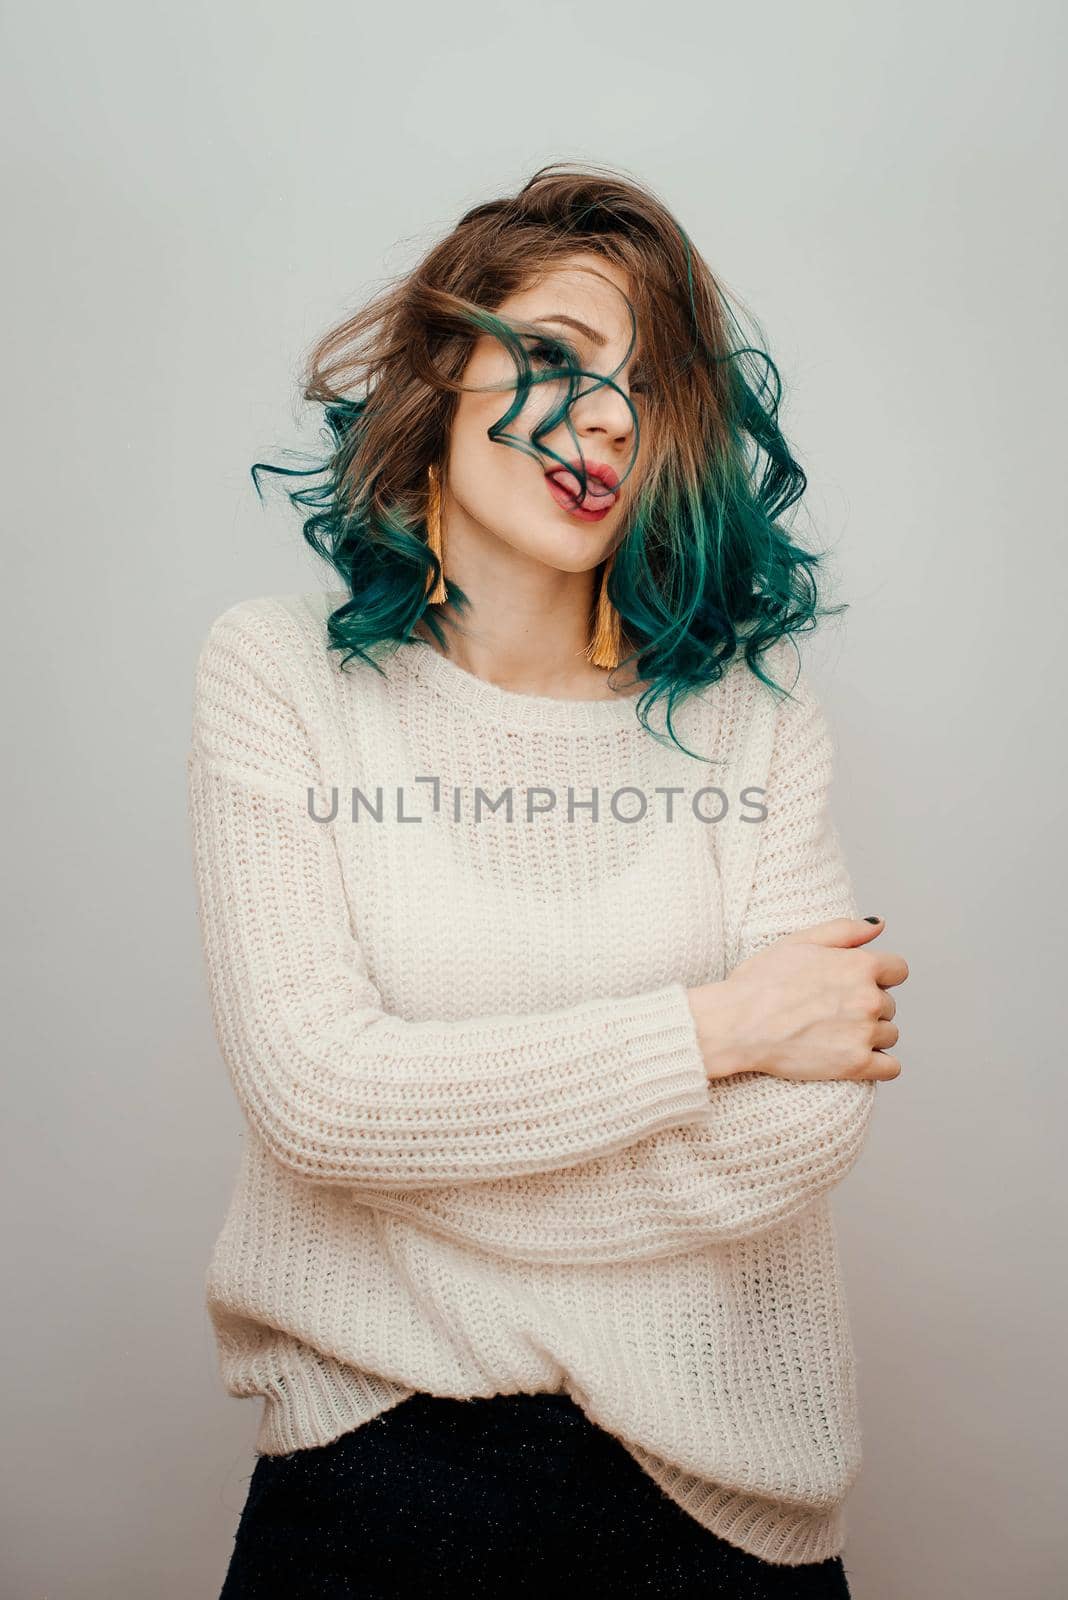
[443,252,649,575]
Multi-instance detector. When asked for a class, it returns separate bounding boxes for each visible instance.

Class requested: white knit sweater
[187,589,875,1567]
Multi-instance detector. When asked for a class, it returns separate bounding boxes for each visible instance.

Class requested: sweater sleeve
[353,665,876,1263]
[187,602,713,1189]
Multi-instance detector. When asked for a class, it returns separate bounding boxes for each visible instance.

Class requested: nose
[568,372,635,456]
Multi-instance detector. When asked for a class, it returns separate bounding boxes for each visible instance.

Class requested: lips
[544,458,620,516]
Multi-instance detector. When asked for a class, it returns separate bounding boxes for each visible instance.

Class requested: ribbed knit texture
[187,590,875,1568]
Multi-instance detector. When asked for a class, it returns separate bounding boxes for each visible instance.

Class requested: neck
[415,513,641,700]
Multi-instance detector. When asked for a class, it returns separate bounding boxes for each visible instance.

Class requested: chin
[506,514,618,573]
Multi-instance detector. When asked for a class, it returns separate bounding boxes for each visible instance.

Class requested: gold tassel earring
[585,555,624,669]
[425,463,448,604]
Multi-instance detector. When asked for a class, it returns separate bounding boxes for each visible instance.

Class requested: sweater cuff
[614,982,711,1134]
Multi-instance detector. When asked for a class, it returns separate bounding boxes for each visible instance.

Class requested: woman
[188,163,908,1598]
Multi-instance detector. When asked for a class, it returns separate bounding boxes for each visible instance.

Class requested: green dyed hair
[251,162,846,760]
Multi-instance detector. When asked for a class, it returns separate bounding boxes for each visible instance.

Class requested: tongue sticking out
[547,469,617,513]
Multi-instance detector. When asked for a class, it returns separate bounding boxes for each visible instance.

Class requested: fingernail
[864,915,883,924]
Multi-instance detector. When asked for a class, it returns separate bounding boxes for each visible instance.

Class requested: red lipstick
[544,458,620,522]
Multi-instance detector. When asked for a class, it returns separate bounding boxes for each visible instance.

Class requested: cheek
[458,348,561,445]
[449,379,548,483]
[449,400,514,482]
[447,408,538,531]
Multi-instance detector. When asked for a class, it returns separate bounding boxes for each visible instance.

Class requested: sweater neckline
[395,638,649,732]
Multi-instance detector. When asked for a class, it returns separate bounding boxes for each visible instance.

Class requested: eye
[526,338,569,369]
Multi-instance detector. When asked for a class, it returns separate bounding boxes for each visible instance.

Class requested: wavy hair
[252,161,846,758]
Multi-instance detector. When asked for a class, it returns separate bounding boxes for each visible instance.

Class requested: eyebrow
[529,314,608,349]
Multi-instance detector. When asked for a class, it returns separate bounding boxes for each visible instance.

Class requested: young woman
[188,163,908,1598]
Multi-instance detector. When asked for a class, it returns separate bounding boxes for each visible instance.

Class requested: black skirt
[218,1391,853,1598]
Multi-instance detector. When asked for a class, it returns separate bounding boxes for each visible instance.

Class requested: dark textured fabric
[218,1391,853,1598]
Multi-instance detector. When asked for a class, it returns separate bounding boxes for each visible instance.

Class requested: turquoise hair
[252,248,845,763]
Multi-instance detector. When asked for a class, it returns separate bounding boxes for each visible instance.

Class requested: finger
[863,1050,901,1081]
[873,952,910,988]
[778,916,885,950]
[872,1020,899,1051]
[877,991,897,1022]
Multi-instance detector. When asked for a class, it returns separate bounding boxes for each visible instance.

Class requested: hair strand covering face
[249,162,846,763]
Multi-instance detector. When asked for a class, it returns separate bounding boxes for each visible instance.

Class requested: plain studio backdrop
[2,3,1064,1596]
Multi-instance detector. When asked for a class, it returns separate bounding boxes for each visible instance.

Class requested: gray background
[2,3,1064,1596]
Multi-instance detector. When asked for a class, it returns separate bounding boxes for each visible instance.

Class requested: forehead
[500,253,637,348]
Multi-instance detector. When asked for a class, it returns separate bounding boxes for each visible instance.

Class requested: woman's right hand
[688,917,908,1084]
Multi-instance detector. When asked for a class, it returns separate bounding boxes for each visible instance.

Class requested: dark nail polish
[864,915,883,924]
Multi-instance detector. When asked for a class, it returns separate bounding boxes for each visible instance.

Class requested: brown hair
[256,160,835,728]
[302,161,740,528]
